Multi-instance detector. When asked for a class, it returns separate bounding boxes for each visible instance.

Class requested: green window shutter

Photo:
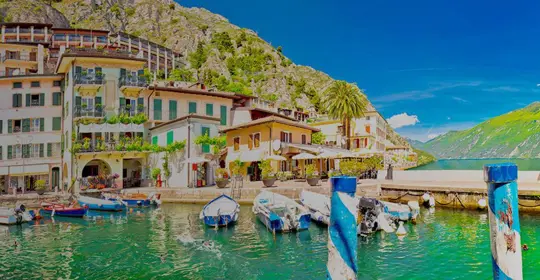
[153,99,162,120]
[137,69,144,76]
[8,120,12,133]
[22,144,27,158]
[7,145,12,159]
[18,94,22,107]
[220,105,227,125]
[201,127,210,153]
[12,94,17,107]
[22,119,30,132]
[39,93,45,106]
[40,118,44,131]
[0,120,2,134]
[47,143,52,157]
[52,92,61,105]
[39,143,44,157]
[119,97,126,108]
[166,131,174,145]
[53,117,61,131]
[120,68,126,78]
[95,96,102,105]
[188,102,197,114]
[0,146,2,160]
[26,93,30,107]
[75,96,82,108]
[169,100,177,120]
[75,66,82,76]
[95,67,102,74]
[137,97,144,112]
[206,103,213,116]
[152,136,158,145]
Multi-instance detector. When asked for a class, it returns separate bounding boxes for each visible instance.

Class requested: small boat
[102,193,151,207]
[199,194,239,227]
[253,191,311,233]
[148,192,162,206]
[78,195,125,211]
[357,197,395,236]
[0,205,32,225]
[300,190,330,225]
[41,203,88,218]
[381,201,416,221]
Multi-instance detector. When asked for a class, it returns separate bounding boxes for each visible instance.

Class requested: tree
[311,132,325,145]
[323,81,368,149]
[188,41,208,70]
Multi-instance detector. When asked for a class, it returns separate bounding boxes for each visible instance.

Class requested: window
[30,81,40,87]
[52,92,61,106]
[0,146,2,160]
[206,103,213,116]
[12,93,22,107]
[52,117,61,131]
[152,136,158,145]
[30,118,41,132]
[82,97,94,110]
[365,125,371,134]
[53,81,62,87]
[13,82,22,89]
[31,144,40,158]
[169,100,177,120]
[249,133,261,149]
[302,134,307,144]
[280,131,292,143]
[166,131,174,145]
[27,93,44,107]
[154,99,162,120]
[220,105,227,125]
[9,120,22,133]
[233,137,240,151]
[366,116,370,120]
[188,102,197,114]
[14,144,22,159]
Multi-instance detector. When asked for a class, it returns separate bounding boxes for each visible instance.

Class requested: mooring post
[484,163,522,279]
[327,176,358,280]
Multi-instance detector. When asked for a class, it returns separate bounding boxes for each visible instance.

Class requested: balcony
[2,53,37,63]
[120,76,147,97]
[118,105,147,117]
[74,105,106,118]
[73,138,153,154]
[0,69,39,77]
[5,28,17,34]
[34,29,45,34]
[74,73,106,95]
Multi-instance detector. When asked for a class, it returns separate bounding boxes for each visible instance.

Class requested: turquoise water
[413,158,540,170]
[0,204,539,279]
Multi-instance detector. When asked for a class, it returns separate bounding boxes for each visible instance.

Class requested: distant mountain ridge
[408,102,540,159]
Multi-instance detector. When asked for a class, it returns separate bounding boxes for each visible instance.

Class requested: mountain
[405,138,426,150]
[417,102,540,159]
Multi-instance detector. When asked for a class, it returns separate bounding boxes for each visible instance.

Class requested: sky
[180,0,540,141]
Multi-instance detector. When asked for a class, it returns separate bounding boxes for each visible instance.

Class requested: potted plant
[82,138,91,151]
[306,164,320,186]
[151,168,161,187]
[277,171,287,182]
[215,168,229,188]
[259,159,276,187]
[35,179,47,195]
[230,158,245,181]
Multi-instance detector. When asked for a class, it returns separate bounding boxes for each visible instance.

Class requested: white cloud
[452,96,468,103]
[373,81,481,103]
[483,86,520,92]
[387,113,420,129]
[536,84,540,87]
[447,117,451,120]
[427,133,441,140]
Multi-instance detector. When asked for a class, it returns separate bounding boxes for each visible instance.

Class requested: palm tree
[323,81,368,149]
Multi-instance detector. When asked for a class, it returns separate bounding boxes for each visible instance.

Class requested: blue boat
[102,193,151,207]
[41,203,88,218]
[199,194,239,227]
[252,191,311,233]
[78,195,125,211]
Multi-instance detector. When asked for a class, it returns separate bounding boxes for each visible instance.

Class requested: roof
[0,74,63,81]
[149,114,220,131]
[149,86,253,100]
[56,48,146,73]
[220,116,320,133]
[51,28,109,34]
[235,107,297,121]
[110,32,181,56]
[2,22,53,28]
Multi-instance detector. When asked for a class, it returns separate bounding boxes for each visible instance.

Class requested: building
[0,51,63,193]
[222,115,319,181]
[1,22,52,44]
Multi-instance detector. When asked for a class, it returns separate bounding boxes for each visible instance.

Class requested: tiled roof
[220,116,320,133]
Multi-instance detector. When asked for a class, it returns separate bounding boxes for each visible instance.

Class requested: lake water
[412,158,540,171]
[1,204,538,279]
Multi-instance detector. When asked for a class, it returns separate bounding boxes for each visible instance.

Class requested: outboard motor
[358,198,385,235]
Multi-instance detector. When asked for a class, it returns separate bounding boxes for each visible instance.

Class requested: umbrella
[292,152,317,160]
[183,157,209,164]
[317,150,338,159]
[265,154,287,161]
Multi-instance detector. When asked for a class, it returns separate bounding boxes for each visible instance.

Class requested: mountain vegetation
[409,102,540,159]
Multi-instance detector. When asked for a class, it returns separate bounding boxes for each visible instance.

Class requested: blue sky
[180,0,540,141]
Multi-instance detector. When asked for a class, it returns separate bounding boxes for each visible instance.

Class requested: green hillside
[417,102,540,159]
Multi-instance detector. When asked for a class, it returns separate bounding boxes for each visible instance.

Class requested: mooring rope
[518,201,540,208]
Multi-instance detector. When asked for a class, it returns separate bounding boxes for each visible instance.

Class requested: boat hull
[255,211,311,232]
[0,208,32,225]
[109,198,150,207]
[200,195,240,227]
[78,201,124,211]
[202,214,237,227]
[41,208,87,218]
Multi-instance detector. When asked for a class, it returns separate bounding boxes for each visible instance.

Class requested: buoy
[396,221,407,236]
[422,193,430,203]
[478,198,487,210]
[428,196,436,208]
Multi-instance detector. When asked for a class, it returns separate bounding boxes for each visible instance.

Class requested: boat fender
[18,204,26,212]
[478,198,487,210]
[396,221,407,236]
[428,196,436,208]
[422,193,430,203]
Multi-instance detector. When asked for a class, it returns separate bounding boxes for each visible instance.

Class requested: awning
[227,150,263,163]
[292,152,318,160]
[0,164,50,176]
[183,157,209,164]
[79,123,145,133]
[265,154,287,161]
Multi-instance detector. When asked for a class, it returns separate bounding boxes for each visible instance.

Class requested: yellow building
[221,115,319,181]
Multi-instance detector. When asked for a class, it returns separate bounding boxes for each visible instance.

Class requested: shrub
[258,159,274,179]
[305,164,319,178]
[151,168,161,180]
[35,179,47,191]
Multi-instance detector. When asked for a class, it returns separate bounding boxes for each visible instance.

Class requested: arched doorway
[122,159,142,188]
[81,159,112,190]
[51,167,60,190]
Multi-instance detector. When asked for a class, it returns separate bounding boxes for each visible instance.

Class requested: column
[44,27,48,42]
[164,49,168,78]
[30,26,34,42]
[147,43,151,70]
[128,37,131,52]
[37,44,44,74]
[16,25,19,41]
[156,47,160,73]
[80,35,83,47]
[1,25,5,42]
[172,54,175,69]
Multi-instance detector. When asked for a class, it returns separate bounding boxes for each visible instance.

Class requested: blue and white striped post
[484,163,522,279]
[327,176,358,280]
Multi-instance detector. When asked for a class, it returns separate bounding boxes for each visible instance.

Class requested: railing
[74,105,106,118]
[5,28,17,33]
[19,28,31,34]
[118,106,146,117]
[74,73,106,85]
[34,29,45,34]
[119,76,147,88]
[96,36,108,44]
[53,35,66,41]
[13,127,21,133]
[2,53,36,62]
[74,139,148,153]
[31,100,40,106]
[5,38,18,42]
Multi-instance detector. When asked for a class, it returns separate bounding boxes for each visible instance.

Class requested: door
[51,167,60,189]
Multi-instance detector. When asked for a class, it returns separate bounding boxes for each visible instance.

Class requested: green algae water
[0,204,538,279]
[412,158,540,171]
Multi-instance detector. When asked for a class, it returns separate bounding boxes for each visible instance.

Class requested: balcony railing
[74,138,149,153]
[34,29,45,34]
[2,53,36,62]
[19,28,31,34]
[119,76,148,88]
[0,70,38,77]
[74,73,106,85]
[74,106,106,118]
[5,28,17,33]
[118,106,147,117]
